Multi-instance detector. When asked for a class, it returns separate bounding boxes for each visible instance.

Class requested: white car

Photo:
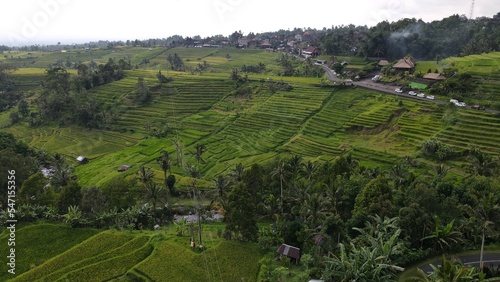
[408,91,417,96]
[395,88,403,93]
[426,95,435,100]
[457,102,467,107]
[417,93,425,98]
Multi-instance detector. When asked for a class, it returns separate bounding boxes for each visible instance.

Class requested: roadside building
[423,73,446,81]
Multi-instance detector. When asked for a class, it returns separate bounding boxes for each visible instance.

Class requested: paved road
[419,253,500,273]
[318,64,342,83]
[354,78,446,104]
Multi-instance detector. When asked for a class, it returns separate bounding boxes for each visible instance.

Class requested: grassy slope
[2,49,500,189]
[0,224,99,281]
[5,223,262,282]
[135,239,262,282]
[11,230,139,282]
[416,52,500,104]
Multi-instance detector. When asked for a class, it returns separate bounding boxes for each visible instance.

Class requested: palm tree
[271,159,287,214]
[388,163,410,189]
[136,166,155,187]
[300,192,329,230]
[211,174,230,209]
[230,163,245,182]
[194,144,206,166]
[156,150,172,188]
[467,152,497,177]
[144,182,165,213]
[171,137,183,167]
[460,194,500,271]
[432,163,450,179]
[190,180,203,247]
[51,163,74,188]
[302,160,316,182]
[286,154,303,176]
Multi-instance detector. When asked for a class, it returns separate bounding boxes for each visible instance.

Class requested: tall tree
[156,150,172,189]
[225,182,258,242]
[271,158,287,214]
[460,193,500,271]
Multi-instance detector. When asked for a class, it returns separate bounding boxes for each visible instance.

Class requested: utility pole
[191,180,203,248]
[469,0,475,20]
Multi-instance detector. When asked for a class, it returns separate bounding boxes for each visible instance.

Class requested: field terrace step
[285,136,343,157]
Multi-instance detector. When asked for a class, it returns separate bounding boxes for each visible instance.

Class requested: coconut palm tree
[136,166,155,187]
[230,163,245,182]
[194,144,206,166]
[271,158,287,214]
[467,152,497,177]
[156,150,172,188]
[144,182,165,213]
[460,194,500,271]
[432,163,450,179]
[302,160,316,183]
[211,174,230,209]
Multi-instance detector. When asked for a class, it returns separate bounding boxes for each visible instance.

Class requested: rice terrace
[1,8,500,282]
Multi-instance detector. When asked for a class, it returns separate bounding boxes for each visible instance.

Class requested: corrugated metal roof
[277,244,300,259]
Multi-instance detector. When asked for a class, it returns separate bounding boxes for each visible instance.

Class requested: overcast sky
[1,0,498,46]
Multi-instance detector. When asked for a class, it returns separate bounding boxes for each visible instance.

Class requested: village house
[259,39,272,49]
[423,73,446,81]
[301,46,320,58]
[378,59,389,67]
[393,57,415,73]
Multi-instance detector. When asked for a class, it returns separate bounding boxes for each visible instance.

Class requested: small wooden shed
[277,244,300,263]
[76,156,88,164]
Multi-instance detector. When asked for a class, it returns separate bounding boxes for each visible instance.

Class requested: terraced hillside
[0,224,99,281]
[13,233,152,282]
[1,224,262,282]
[2,48,500,188]
[416,52,500,104]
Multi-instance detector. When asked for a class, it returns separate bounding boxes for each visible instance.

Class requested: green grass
[3,222,262,282]
[0,223,99,281]
[11,230,136,282]
[409,82,427,89]
[135,239,261,282]
[2,48,500,188]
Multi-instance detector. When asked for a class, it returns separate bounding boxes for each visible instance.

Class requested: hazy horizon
[1,0,498,47]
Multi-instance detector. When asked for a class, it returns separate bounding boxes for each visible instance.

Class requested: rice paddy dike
[1,47,500,189]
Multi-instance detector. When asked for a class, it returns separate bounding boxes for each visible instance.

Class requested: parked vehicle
[426,95,435,100]
[395,88,403,93]
[417,93,425,98]
[457,102,467,107]
[408,91,417,96]
[471,105,485,110]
